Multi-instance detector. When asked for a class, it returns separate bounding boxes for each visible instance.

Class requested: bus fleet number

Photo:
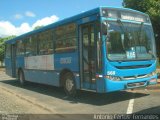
[60,57,72,64]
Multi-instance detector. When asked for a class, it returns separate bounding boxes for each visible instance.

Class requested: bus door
[80,23,96,89]
[11,44,16,77]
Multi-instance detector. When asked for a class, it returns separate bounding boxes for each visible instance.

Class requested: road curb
[0,85,57,113]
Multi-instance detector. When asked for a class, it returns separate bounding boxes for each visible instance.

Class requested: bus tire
[18,70,25,86]
[63,72,76,97]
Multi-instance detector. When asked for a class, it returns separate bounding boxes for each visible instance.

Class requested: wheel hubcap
[66,79,74,91]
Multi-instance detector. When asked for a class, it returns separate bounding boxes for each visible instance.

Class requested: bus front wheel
[18,70,25,86]
[63,73,76,96]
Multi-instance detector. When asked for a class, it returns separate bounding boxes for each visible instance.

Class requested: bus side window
[32,35,38,55]
[25,36,37,56]
[55,26,64,52]
[38,30,54,55]
[47,30,54,54]
[25,38,32,56]
[39,33,45,55]
[17,40,25,56]
[54,23,77,53]
[5,44,11,58]
[46,30,54,54]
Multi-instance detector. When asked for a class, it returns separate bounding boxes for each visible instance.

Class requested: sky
[0,0,123,37]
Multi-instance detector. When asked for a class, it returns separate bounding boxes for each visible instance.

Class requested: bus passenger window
[25,36,37,56]
[17,40,25,56]
[55,23,77,53]
[5,44,11,58]
[47,30,54,54]
[25,38,32,56]
[38,30,53,55]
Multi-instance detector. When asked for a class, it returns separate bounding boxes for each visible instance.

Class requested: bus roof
[5,6,148,44]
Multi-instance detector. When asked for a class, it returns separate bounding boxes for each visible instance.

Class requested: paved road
[0,70,160,119]
[0,71,130,114]
[0,88,49,114]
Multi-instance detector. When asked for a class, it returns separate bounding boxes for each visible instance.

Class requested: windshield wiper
[137,22,144,53]
[116,19,130,50]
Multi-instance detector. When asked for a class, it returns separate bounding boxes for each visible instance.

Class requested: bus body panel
[82,82,96,90]
[24,69,81,89]
[24,69,59,86]
[15,53,81,88]
[5,58,12,76]
[106,60,156,77]
[5,44,16,77]
[54,52,79,72]
[16,56,25,76]
[96,78,105,93]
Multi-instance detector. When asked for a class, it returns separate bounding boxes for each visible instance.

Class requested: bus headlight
[105,75,121,81]
[148,71,157,77]
[151,71,157,76]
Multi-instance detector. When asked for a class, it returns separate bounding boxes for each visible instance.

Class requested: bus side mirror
[102,22,108,35]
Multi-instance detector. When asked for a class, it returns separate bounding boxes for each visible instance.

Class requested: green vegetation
[123,0,160,67]
[0,36,16,65]
[34,26,43,30]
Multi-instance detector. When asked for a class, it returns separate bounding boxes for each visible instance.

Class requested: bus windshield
[106,21,156,61]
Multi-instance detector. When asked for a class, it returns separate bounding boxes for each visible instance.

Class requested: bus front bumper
[104,74,157,93]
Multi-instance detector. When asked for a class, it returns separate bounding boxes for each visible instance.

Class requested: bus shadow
[134,106,160,114]
[1,79,149,106]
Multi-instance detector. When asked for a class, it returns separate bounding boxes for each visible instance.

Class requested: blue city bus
[5,7,157,96]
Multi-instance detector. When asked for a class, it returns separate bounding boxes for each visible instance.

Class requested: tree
[34,26,43,30]
[123,0,160,59]
[0,36,16,66]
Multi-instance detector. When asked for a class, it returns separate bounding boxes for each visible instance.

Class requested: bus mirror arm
[102,21,108,35]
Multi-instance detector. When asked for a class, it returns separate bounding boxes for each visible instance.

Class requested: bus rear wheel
[63,73,76,97]
[18,70,25,86]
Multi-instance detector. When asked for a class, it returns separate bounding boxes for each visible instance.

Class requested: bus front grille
[127,82,146,87]
[122,74,148,80]
[116,64,151,69]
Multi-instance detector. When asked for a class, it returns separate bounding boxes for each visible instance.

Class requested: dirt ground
[0,67,5,71]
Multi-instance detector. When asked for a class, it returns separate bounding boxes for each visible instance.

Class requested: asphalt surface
[0,88,49,114]
[0,69,160,119]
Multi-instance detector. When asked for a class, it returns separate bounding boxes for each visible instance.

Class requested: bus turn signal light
[149,78,157,83]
